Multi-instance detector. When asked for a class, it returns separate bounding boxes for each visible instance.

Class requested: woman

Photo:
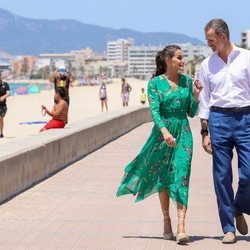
[116,45,202,244]
[99,81,108,112]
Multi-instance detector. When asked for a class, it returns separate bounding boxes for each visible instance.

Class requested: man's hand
[202,135,212,154]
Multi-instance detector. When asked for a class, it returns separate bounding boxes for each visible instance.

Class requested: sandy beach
[3,78,148,139]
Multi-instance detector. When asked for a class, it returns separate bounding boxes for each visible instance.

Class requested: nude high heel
[176,211,189,244]
[163,210,174,240]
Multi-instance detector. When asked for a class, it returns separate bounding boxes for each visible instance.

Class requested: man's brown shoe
[236,213,248,235]
[222,232,236,244]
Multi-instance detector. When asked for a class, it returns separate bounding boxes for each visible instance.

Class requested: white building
[107,38,134,62]
[38,53,74,70]
[128,46,162,79]
[128,43,211,79]
[241,30,250,49]
[179,43,211,61]
[36,48,108,78]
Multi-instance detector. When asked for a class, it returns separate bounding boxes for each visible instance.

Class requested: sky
[0,0,249,44]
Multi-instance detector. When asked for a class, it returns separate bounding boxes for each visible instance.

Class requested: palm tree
[188,55,206,76]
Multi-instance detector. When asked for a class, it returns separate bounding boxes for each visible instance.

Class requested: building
[107,38,134,62]
[11,56,37,79]
[127,43,211,79]
[128,45,162,79]
[0,59,10,73]
[107,38,134,77]
[180,43,211,61]
[241,30,250,49]
[38,53,74,70]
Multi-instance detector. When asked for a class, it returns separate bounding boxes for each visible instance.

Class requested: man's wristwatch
[200,128,209,135]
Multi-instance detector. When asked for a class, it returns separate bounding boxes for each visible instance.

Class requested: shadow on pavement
[123,234,250,243]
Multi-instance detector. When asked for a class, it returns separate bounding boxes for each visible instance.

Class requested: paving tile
[0,119,249,249]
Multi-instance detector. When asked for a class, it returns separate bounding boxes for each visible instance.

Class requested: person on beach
[99,80,108,112]
[49,66,74,105]
[40,87,68,132]
[117,45,203,244]
[198,19,250,244]
[0,72,10,138]
[140,88,146,104]
[121,78,132,106]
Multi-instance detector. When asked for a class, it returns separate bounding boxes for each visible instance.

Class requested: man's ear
[221,33,228,41]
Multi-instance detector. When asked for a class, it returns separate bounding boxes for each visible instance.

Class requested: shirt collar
[214,43,240,61]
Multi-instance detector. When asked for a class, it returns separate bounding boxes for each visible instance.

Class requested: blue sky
[0,0,249,44]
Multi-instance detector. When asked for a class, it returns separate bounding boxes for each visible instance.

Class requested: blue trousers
[209,110,250,233]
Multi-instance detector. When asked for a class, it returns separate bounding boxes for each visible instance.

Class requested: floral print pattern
[116,74,199,207]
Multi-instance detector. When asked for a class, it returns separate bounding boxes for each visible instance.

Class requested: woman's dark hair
[152,44,181,78]
[56,87,66,99]
[204,19,230,39]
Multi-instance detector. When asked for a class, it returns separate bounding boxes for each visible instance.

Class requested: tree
[188,55,206,76]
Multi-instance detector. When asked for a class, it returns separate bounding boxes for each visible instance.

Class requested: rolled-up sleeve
[198,63,210,120]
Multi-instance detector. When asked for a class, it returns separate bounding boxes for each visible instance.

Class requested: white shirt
[198,44,250,119]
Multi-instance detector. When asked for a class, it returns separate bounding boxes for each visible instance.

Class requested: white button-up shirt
[198,44,250,119]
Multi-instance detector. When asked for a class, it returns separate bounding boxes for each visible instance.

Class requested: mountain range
[0,8,204,56]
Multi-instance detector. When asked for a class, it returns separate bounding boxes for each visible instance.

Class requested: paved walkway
[0,118,249,249]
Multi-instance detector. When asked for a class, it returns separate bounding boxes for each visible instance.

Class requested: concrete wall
[0,106,152,203]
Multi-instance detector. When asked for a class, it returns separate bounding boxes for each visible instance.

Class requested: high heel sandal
[163,210,174,240]
[176,211,189,244]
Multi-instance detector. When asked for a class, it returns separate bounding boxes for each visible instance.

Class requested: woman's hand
[162,132,176,148]
[193,80,203,101]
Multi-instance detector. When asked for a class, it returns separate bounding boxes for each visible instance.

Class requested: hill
[0,8,204,55]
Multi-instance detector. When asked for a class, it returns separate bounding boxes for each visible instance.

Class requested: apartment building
[38,53,74,70]
[106,38,134,77]
[11,56,37,79]
[107,38,134,62]
[128,43,211,79]
[241,30,250,49]
[128,45,162,79]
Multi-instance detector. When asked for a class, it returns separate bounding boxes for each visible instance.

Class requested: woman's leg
[0,116,3,135]
[101,100,104,112]
[104,99,108,111]
[176,203,188,244]
[159,188,173,240]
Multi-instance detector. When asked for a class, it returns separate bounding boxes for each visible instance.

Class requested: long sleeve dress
[116,74,199,207]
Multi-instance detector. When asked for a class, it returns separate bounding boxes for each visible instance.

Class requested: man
[40,87,68,132]
[0,72,10,138]
[121,78,132,106]
[198,19,250,244]
[49,66,74,105]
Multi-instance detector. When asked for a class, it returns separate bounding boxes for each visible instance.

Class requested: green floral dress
[116,74,199,207]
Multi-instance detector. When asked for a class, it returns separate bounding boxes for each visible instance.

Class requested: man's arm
[129,84,132,92]
[200,118,212,154]
[43,102,65,118]
[0,90,10,102]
